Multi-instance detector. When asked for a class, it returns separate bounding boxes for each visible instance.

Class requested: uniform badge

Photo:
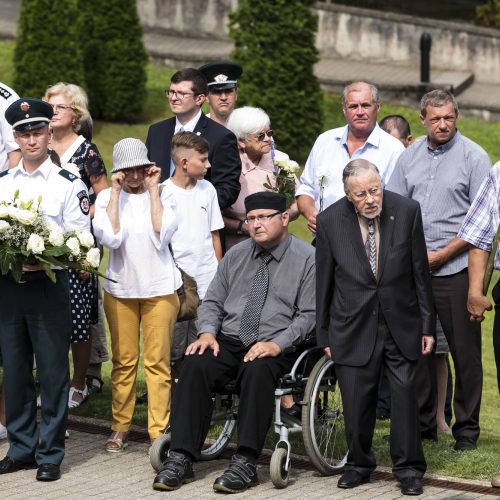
[214,74,228,83]
[20,102,30,112]
[77,190,90,215]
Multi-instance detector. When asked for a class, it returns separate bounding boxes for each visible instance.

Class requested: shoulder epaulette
[58,169,78,182]
[0,170,10,178]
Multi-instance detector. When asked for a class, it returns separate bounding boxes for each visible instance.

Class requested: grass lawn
[1,39,499,479]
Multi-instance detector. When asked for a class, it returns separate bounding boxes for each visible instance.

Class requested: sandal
[85,375,104,395]
[68,385,89,409]
[105,431,129,453]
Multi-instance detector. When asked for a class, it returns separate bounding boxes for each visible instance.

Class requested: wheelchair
[149,346,348,489]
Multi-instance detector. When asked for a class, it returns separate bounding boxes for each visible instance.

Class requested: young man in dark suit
[146,68,241,211]
[316,159,435,496]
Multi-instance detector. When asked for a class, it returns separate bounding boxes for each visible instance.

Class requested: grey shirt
[387,131,491,276]
[197,234,316,351]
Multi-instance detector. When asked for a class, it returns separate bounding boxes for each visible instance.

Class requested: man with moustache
[316,159,435,496]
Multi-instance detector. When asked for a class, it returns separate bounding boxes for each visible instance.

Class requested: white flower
[316,165,330,186]
[0,204,8,218]
[77,230,94,248]
[13,208,37,225]
[65,236,81,256]
[0,220,10,233]
[62,162,81,178]
[48,227,65,247]
[275,159,300,174]
[86,247,100,268]
[26,233,45,254]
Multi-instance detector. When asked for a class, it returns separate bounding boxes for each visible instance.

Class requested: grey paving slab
[1,430,497,500]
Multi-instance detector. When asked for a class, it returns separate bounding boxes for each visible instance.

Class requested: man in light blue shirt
[296,81,404,234]
[388,89,491,452]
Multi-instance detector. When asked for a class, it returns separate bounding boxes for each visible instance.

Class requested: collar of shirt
[241,150,275,175]
[252,233,292,262]
[339,123,383,150]
[426,129,461,155]
[175,110,202,133]
[11,156,55,181]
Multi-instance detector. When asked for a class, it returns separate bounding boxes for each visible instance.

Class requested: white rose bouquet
[316,165,330,212]
[263,158,300,209]
[0,190,105,283]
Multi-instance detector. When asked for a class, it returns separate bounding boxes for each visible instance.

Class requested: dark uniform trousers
[0,271,71,465]
[335,313,426,481]
[432,270,482,442]
[170,334,295,460]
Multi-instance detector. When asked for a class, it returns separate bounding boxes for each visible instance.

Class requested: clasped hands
[185,333,281,361]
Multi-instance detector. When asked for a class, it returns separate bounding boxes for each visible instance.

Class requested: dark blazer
[316,189,435,367]
[146,113,241,210]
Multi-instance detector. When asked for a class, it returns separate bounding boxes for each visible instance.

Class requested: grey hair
[226,106,271,141]
[342,159,382,193]
[342,82,380,109]
[420,89,458,117]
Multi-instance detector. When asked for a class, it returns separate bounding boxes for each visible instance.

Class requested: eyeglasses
[350,186,381,201]
[252,130,273,142]
[245,211,281,224]
[166,89,196,100]
[50,104,74,113]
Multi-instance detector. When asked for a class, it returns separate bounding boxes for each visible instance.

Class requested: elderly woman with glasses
[224,106,299,249]
[43,83,108,409]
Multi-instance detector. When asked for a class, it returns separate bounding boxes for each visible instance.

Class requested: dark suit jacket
[316,190,435,367]
[145,113,241,210]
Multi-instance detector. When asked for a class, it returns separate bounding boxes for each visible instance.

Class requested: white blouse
[93,188,182,298]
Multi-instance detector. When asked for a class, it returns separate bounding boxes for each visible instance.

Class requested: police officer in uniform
[0,98,90,481]
[199,61,242,127]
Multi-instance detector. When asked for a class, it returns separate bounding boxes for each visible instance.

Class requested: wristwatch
[236,220,245,235]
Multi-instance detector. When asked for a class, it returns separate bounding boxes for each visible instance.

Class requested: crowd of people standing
[0,60,499,495]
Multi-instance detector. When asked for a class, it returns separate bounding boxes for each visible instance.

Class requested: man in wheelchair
[153,192,315,493]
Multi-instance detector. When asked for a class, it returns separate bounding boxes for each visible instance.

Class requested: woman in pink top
[224,106,299,249]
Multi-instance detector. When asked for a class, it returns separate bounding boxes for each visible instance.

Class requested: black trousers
[170,334,295,460]
[335,316,426,480]
[432,270,482,442]
[491,279,500,393]
[0,272,71,465]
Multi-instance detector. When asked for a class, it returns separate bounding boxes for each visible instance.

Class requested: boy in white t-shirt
[162,132,224,366]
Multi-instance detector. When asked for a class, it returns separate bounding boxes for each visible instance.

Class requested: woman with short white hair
[224,106,299,249]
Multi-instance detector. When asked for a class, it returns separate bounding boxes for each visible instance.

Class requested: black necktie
[239,252,273,347]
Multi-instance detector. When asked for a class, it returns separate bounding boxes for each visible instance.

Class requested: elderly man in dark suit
[146,67,241,211]
[316,159,435,496]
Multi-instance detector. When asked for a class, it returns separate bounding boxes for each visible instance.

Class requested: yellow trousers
[104,292,179,439]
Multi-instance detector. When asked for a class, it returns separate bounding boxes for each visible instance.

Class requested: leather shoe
[280,403,302,422]
[492,473,500,487]
[399,476,423,495]
[337,470,370,488]
[0,456,37,474]
[213,454,258,493]
[453,437,476,451]
[36,463,61,481]
[153,451,194,491]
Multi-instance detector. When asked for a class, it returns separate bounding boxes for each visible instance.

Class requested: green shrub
[475,0,500,27]
[229,0,323,163]
[14,0,84,98]
[79,0,147,121]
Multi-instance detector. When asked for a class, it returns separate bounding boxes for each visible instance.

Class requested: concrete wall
[315,3,500,84]
[137,0,500,84]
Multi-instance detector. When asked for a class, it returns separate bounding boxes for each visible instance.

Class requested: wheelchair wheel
[270,447,290,489]
[200,393,238,460]
[150,432,171,472]
[302,355,348,475]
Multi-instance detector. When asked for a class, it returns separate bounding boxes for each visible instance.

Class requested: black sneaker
[152,451,194,491]
[213,454,258,493]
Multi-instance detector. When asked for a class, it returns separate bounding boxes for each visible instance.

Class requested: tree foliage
[14,0,84,98]
[475,0,500,28]
[79,0,147,121]
[229,0,323,163]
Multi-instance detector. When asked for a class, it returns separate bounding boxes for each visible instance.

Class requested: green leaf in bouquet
[43,245,72,257]
[37,261,57,283]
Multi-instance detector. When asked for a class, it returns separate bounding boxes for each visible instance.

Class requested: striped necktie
[366,219,377,276]
[239,252,273,347]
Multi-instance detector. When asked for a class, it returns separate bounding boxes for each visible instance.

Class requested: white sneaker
[65,430,70,439]
[0,423,7,440]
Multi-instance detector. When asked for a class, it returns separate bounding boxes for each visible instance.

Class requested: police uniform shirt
[0,157,91,232]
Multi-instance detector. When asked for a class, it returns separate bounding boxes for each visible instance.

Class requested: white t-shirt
[0,82,20,172]
[93,188,182,298]
[161,179,224,299]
